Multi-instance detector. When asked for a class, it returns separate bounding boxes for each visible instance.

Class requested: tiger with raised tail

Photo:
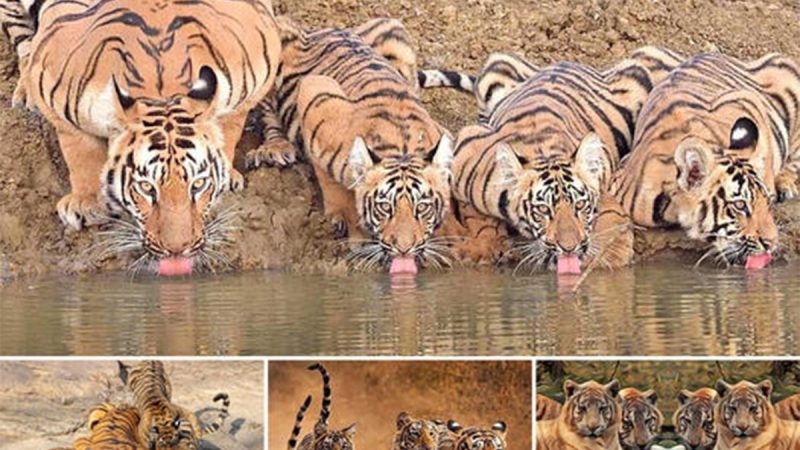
[288,364,356,450]
[673,388,718,450]
[611,51,800,269]
[0,0,281,275]
[246,16,454,274]
[618,388,663,450]
[421,47,682,272]
[71,402,143,450]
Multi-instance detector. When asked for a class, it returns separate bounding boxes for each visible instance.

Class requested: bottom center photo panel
[268,360,533,450]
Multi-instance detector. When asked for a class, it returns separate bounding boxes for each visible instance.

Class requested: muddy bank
[2,0,800,276]
[0,361,264,449]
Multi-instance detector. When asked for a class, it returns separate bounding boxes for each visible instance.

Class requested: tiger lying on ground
[0,0,281,275]
[246,16,454,274]
[421,47,682,273]
[71,402,143,450]
[393,412,447,450]
[118,361,229,449]
[536,379,622,450]
[618,387,663,450]
[673,387,718,450]
[715,379,800,450]
[537,394,563,421]
[611,51,800,269]
[440,420,507,450]
[288,363,356,450]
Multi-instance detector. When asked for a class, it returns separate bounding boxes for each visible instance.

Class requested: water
[1,261,798,356]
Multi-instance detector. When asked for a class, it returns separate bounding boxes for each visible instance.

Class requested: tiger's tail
[308,363,332,425]
[202,392,231,434]
[418,70,475,95]
[288,395,313,450]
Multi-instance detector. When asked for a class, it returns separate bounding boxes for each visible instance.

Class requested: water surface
[1,261,798,356]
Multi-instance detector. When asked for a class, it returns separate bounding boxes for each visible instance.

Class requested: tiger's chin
[709,239,773,269]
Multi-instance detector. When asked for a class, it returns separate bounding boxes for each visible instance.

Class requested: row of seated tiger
[0,1,797,276]
[535,378,800,450]
[289,363,508,450]
[51,361,229,450]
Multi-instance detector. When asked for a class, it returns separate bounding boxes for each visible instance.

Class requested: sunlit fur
[673,388,718,450]
[612,51,800,264]
[247,16,454,271]
[775,393,800,421]
[72,403,142,450]
[8,0,280,266]
[425,47,683,269]
[715,379,800,450]
[393,413,446,450]
[618,388,663,450]
[537,394,562,421]
[536,379,622,450]
[118,361,201,450]
[289,364,357,450]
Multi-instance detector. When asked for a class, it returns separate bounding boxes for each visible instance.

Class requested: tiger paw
[11,56,32,109]
[776,170,799,203]
[229,169,245,192]
[246,140,297,169]
[57,193,105,230]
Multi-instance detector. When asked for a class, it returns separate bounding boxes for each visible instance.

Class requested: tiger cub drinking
[536,379,622,450]
[618,388,663,450]
[247,17,454,275]
[673,388,718,450]
[612,51,800,269]
[422,47,681,274]
[0,0,282,276]
[715,379,800,450]
[288,364,357,450]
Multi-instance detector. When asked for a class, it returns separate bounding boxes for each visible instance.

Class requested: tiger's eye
[536,205,549,214]
[574,200,587,210]
[733,200,747,211]
[193,178,206,189]
[379,202,392,214]
[138,180,155,195]
[416,203,431,215]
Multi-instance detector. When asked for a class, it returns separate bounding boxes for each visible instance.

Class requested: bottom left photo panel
[0,360,265,450]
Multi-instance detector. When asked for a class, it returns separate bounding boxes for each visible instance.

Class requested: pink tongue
[390,256,418,275]
[745,253,773,271]
[158,257,194,277]
[557,255,582,275]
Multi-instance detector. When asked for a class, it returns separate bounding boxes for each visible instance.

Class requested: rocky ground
[2,0,800,277]
[0,361,264,449]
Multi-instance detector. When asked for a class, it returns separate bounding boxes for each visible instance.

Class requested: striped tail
[288,395,312,450]
[418,70,475,95]
[307,363,332,425]
[202,392,231,433]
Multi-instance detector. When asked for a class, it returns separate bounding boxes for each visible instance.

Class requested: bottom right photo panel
[535,360,800,450]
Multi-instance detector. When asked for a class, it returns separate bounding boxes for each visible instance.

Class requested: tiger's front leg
[776,166,799,202]
[246,94,298,169]
[312,164,365,240]
[54,123,109,230]
[218,108,250,192]
[438,202,509,264]
[586,192,634,269]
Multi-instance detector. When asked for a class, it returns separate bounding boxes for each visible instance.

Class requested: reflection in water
[1,261,799,356]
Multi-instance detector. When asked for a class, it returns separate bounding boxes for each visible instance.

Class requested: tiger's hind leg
[54,123,109,230]
[0,0,35,108]
[474,53,538,118]
[353,18,419,90]
[246,93,298,169]
[585,192,634,270]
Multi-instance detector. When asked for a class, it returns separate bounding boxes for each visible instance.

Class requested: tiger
[245,16,454,274]
[72,402,143,450]
[393,412,447,450]
[288,363,357,450]
[536,379,622,450]
[775,393,800,421]
[672,388,718,450]
[715,379,800,450]
[611,51,800,268]
[538,394,563,421]
[0,0,281,273]
[440,420,507,450]
[118,361,204,449]
[419,47,683,273]
[618,387,663,450]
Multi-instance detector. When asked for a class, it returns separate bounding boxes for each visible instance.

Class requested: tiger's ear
[495,144,524,189]
[117,361,130,386]
[675,138,714,193]
[346,137,376,188]
[431,133,454,171]
[563,379,580,400]
[342,423,357,439]
[643,389,658,406]
[447,420,463,434]
[715,379,733,398]
[756,380,773,400]
[574,133,612,192]
[677,390,692,406]
[492,421,507,438]
[396,412,412,430]
[605,379,621,399]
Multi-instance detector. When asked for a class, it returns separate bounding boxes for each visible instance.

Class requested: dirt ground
[0,361,264,449]
[269,361,532,450]
[3,0,800,277]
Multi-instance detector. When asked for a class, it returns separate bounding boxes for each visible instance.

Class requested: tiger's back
[72,402,142,450]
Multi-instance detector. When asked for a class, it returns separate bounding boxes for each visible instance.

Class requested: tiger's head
[673,388,718,450]
[312,424,357,450]
[141,408,200,450]
[344,132,454,273]
[101,66,235,274]
[394,412,445,450]
[447,421,507,450]
[672,127,778,266]
[494,133,613,273]
[618,388,663,450]
[715,379,776,441]
[561,379,621,439]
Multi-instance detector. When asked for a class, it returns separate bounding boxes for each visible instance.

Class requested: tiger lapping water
[0,0,282,276]
[419,47,682,275]
[246,16,455,275]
